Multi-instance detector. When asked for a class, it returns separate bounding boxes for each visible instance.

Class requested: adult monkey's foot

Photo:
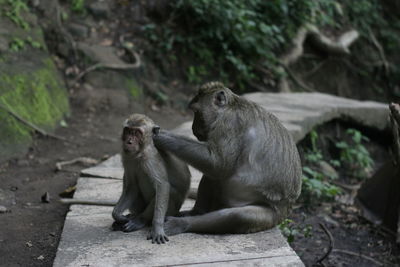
[164,216,189,236]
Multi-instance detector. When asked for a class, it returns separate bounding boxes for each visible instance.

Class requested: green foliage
[302,166,340,201]
[304,130,323,163]
[0,59,70,148]
[309,130,318,152]
[142,0,392,88]
[26,36,42,49]
[302,129,341,203]
[2,0,29,29]
[155,91,169,104]
[71,0,86,13]
[9,37,42,52]
[335,128,373,178]
[279,219,312,243]
[342,0,383,33]
[9,38,25,52]
[329,159,341,168]
[126,79,142,100]
[142,0,321,85]
[187,65,208,83]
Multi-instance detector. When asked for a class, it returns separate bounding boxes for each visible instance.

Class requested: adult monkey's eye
[152,125,160,135]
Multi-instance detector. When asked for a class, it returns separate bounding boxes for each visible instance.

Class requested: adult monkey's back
[153,82,302,235]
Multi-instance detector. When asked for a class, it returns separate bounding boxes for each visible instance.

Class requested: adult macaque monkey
[153,82,302,235]
[112,114,191,244]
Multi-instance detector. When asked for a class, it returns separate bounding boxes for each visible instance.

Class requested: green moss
[126,79,142,99]
[0,58,69,149]
[1,0,30,30]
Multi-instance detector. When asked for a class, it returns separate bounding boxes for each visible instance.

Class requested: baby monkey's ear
[152,125,161,135]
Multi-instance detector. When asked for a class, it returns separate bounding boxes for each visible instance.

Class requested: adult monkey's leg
[165,205,283,235]
[179,176,217,216]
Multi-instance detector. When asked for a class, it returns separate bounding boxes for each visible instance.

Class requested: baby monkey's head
[121,114,159,155]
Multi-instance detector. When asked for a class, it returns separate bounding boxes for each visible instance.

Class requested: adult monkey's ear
[214,91,227,107]
[152,125,161,136]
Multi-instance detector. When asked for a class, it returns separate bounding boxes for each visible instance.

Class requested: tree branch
[316,223,334,265]
[277,24,359,92]
[0,103,72,143]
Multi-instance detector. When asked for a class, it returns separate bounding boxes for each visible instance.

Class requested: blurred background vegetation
[142,0,400,98]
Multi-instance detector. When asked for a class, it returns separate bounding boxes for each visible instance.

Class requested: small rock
[26,241,33,247]
[41,192,50,203]
[0,205,8,213]
[0,188,16,206]
[37,255,45,260]
[88,2,110,19]
[68,23,89,38]
[320,215,339,227]
[10,186,18,192]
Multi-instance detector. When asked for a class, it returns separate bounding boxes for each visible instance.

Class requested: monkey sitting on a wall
[153,82,302,235]
[112,114,191,244]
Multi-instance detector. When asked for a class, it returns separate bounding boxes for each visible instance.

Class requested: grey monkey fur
[153,82,302,235]
[112,113,191,244]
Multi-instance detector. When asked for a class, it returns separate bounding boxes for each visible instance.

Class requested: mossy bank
[0,2,70,161]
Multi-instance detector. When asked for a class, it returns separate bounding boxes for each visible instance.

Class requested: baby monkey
[112,114,191,244]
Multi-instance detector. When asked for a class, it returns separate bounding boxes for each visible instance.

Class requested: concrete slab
[81,154,124,179]
[244,92,389,142]
[53,205,302,267]
[74,177,122,203]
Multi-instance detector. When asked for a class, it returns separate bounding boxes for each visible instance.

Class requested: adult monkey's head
[121,113,159,155]
[188,82,236,141]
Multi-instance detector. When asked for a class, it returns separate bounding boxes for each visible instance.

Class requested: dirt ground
[0,92,191,267]
[290,204,400,266]
[290,123,400,267]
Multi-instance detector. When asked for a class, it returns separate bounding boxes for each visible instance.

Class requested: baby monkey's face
[122,126,144,154]
[121,114,157,155]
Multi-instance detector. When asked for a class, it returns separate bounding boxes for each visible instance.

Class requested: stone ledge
[53,205,302,267]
